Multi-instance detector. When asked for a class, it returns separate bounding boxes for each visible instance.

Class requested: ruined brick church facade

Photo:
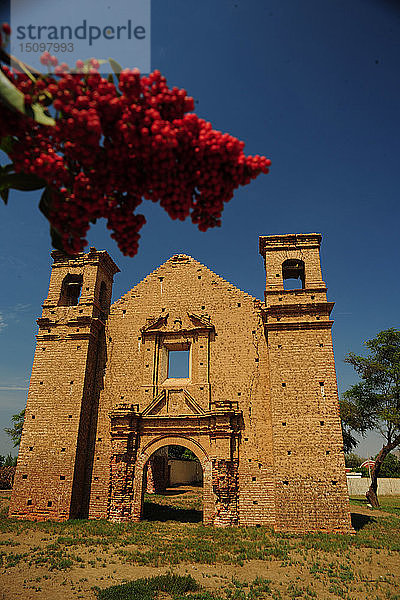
[10,233,352,532]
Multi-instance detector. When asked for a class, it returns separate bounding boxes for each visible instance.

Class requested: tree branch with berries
[0,23,271,257]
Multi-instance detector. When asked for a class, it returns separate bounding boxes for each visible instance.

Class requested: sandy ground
[0,489,399,600]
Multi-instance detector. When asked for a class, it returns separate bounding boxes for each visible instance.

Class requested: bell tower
[9,248,119,520]
[259,233,352,532]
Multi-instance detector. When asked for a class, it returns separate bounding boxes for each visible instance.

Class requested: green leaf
[0,187,9,204]
[39,186,53,218]
[0,135,15,155]
[50,224,65,252]
[109,58,123,78]
[0,171,45,191]
[0,70,55,126]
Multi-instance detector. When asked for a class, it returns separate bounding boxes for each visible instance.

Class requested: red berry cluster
[0,59,270,256]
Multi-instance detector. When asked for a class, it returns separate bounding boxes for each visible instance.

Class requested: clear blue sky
[0,0,399,458]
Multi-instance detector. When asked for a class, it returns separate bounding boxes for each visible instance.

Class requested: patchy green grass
[94,573,273,600]
[1,488,400,599]
[350,495,400,516]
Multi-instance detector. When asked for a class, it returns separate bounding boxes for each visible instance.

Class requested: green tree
[340,328,400,507]
[344,452,365,469]
[4,408,25,447]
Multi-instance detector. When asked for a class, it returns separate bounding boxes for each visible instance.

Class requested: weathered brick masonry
[9,233,352,532]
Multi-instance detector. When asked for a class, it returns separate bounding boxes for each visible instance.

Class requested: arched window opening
[58,274,83,306]
[143,444,203,522]
[282,259,305,290]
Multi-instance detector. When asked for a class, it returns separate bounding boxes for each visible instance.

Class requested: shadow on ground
[143,501,202,523]
[351,512,375,531]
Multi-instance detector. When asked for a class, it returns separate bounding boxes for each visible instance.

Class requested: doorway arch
[132,436,214,525]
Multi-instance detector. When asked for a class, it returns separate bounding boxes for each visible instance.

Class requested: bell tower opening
[282,258,305,290]
[58,274,83,306]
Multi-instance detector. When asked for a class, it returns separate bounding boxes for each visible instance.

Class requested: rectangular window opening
[168,349,190,379]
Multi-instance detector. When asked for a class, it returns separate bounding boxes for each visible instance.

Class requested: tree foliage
[0,25,270,257]
[4,408,25,448]
[340,328,400,506]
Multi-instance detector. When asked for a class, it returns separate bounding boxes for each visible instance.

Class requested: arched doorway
[131,436,214,525]
[142,444,203,522]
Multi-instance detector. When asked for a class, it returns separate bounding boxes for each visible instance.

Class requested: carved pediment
[142,389,206,417]
[141,312,214,337]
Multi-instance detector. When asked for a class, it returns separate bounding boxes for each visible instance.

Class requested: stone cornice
[259,233,322,256]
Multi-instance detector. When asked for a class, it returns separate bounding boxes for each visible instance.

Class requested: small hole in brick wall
[252,476,256,481]
[276,273,280,277]
[109,337,112,342]
[200,386,204,390]
[255,358,259,362]
[138,336,141,340]
[326,450,330,455]
[331,480,338,486]
[32,415,35,419]
[200,362,203,366]
[47,329,51,333]
[320,420,325,426]
[288,451,292,455]
[27,499,32,505]
[70,380,73,385]
[159,277,164,282]
[147,347,150,351]
[61,448,66,452]
[29,446,33,451]
[22,474,27,479]
[320,343,324,347]
[244,437,248,441]
[42,347,46,351]
[161,307,166,312]
[252,330,256,334]
[279,297,283,301]
[201,305,205,310]
[238,392,241,396]
[76,328,79,332]
[248,459,252,462]
[145,389,149,392]
[122,310,126,315]
[77,345,81,350]
[200,345,204,349]
[258,463,262,469]
[94,476,99,481]
[40,381,43,385]
[316,316,320,320]
[47,501,52,507]
[282,421,286,426]
[96,496,100,500]
[146,364,149,368]
[198,276,202,279]
[256,524,261,528]
[96,456,100,460]
[281,382,286,387]
[97,437,102,442]
[253,500,258,504]
[283,480,289,485]
[278,344,282,348]
[51,311,55,314]
[60,475,65,480]
[237,303,241,307]
[79,309,83,313]
[86,287,89,291]
[276,317,281,321]
[68,415,72,419]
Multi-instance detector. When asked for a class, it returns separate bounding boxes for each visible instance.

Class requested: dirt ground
[0,488,399,600]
